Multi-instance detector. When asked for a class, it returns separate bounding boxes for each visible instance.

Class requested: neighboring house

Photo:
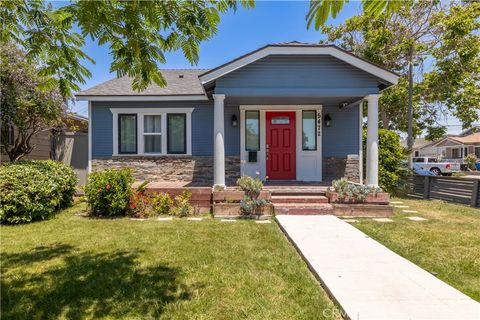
[1,114,89,184]
[402,138,438,158]
[433,133,480,161]
[76,42,399,186]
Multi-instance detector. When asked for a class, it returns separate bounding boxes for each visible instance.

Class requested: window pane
[167,114,186,154]
[271,116,290,124]
[144,135,162,153]
[302,110,316,151]
[144,115,161,133]
[119,114,137,153]
[245,111,259,151]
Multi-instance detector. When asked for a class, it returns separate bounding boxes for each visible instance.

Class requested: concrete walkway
[276,215,480,320]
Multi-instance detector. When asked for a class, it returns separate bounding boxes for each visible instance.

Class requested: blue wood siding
[91,101,240,157]
[322,105,360,157]
[215,55,380,97]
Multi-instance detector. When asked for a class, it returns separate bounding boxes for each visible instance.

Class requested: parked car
[412,163,436,176]
[411,157,461,176]
[476,161,480,171]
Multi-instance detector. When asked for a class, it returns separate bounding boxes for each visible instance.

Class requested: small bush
[84,168,134,216]
[237,175,268,215]
[236,175,263,197]
[172,190,194,217]
[465,154,477,171]
[0,160,77,224]
[329,178,382,202]
[129,191,150,217]
[150,193,173,215]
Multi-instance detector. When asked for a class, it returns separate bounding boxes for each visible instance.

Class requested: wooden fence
[407,175,480,208]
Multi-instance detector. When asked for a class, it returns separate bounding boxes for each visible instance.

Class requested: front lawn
[1,202,339,319]
[353,198,480,302]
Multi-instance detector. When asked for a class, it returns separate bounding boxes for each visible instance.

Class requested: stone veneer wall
[322,154,360,183]
[91,156,240,185]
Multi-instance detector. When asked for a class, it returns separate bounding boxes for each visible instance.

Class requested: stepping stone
[402,210,418,213]
[130,218,147,221]
[221,219,236,222]
[187,217,203,221]
[390,201,404,204]
[256,220,271,224]
[343,219,358,223]
[156,217,173,221]
[373,218,394,222]
[394,205,409,208]
[406,216,428,221]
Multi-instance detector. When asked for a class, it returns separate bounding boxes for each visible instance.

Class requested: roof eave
[75,94,209,102]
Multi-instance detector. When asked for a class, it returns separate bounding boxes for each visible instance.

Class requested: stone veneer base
[91,155,240,185]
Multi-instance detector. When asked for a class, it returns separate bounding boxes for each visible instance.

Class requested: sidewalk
[276,215,480,320]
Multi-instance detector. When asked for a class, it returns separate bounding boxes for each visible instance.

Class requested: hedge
[0,160,77,224]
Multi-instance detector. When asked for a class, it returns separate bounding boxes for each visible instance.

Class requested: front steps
[268,188,334,215]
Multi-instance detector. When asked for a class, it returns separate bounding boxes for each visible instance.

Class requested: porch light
[324,114,332,127]
[231,114,238,127]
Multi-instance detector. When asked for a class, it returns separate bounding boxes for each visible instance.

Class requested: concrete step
[268,189,327,196]
[273,203,334,215]
[271,195,329,204]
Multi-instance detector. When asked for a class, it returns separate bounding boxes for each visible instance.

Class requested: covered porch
[211,93,381,187]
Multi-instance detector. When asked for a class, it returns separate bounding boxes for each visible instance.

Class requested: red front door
[266,112,296,180]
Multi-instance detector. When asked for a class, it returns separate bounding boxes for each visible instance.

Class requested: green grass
[1,202,339,320]
[352,198,480,302]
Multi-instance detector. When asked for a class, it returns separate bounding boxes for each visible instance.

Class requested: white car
[411,157,461,176]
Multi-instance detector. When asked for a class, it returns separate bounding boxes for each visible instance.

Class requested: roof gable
[199,44,399,86]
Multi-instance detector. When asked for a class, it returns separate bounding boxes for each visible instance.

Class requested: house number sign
[317,111,321,136]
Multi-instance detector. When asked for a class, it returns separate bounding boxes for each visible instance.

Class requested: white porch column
[213,94,226,187]
[366,94,380,186]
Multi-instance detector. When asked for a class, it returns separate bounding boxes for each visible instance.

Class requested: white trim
[359,102,363,184]
[239,105,322,182]
[200,46,399,85]
[87,101,92,173]
[110,107,193,156]
[76,95,207,102]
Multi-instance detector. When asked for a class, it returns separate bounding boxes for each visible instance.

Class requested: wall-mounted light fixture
[231,114,238,127]
[324,114,332,127]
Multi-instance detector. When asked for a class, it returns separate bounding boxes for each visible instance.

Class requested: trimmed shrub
[0,160,77,224]
[151,193,173,215]
[171,190,194,217]
[84,168,134,216]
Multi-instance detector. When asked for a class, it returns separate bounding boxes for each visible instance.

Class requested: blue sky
[71,1,464,134]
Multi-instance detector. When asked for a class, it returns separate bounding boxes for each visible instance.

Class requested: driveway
[276,215,480,320]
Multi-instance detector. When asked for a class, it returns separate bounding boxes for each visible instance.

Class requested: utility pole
[407,45,414,167]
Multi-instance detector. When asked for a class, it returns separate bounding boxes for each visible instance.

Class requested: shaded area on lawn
[1,243,194,319]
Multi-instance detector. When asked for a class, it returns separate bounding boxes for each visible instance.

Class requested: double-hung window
[143,115,162,154]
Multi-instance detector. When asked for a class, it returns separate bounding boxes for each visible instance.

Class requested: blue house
[76,42,399,187]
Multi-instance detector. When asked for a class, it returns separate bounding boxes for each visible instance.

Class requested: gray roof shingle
[76,69,209,96]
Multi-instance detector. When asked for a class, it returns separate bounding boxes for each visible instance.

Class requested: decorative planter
[333,204,393,217]
[213,190,271,202]
[213,202,273,217]
[326,191,390,204]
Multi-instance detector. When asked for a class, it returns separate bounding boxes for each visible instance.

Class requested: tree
[0,44,64,161]
[1,0,254,98]
[307,0,402,29]
[320,1,480,138]
[363,129,407,193]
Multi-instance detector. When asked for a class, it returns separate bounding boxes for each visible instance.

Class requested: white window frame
[110,107,193,156]
[142,114,163,155]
